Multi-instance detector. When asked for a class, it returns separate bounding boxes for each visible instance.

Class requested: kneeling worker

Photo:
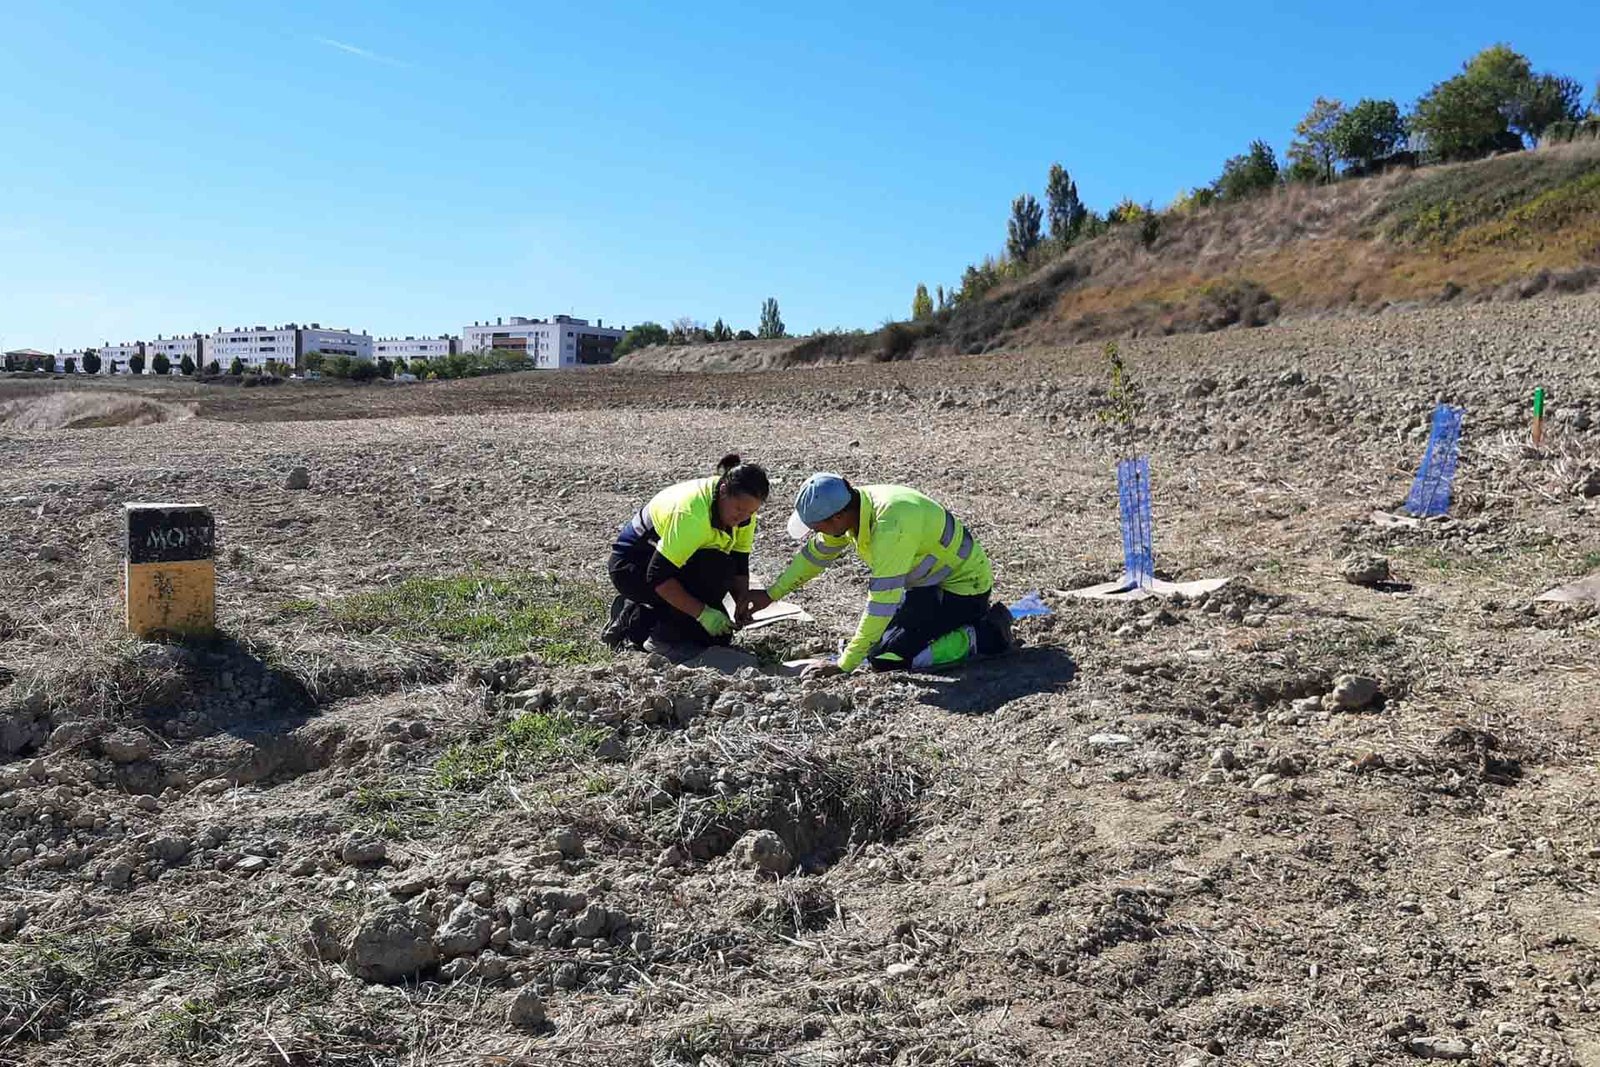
[749,473,1012,675]
[603,454,769,657]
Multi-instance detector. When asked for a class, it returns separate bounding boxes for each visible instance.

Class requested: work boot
[643,633,705,665]
[981,602,1015,654]
[600,595,630,649]
[603,598,654,651]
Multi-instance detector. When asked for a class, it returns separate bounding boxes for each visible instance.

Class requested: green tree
[376,357,394,379]
[81,349,102,375]
[1006,193,1043,260]
[1409,45,1572,160]
[1045,163,1086,240]
[1287,97,1345,183]
[303,351,325,373]
[151,353,171,375]
[1331,99,1408,172]
[710,317,734,342]
[227,357,244,376]
[759,297,785,339]
[129,353,146,375]
[935,284,947,312]
[205,360,220,375]
[912,283,933,321]
[612,321,669,358]
[64,357,77,374]
[1214,140,1280,200]
[1514,74,1584,143]
[179,354,196,376]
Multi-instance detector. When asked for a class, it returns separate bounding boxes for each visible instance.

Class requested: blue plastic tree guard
[1117,456,1154,589]
[1403,405,1465,518]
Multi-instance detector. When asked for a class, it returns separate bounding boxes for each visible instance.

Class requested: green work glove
[697,606,733,637]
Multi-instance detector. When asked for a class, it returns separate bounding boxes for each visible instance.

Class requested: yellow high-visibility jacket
[768,484,991,671]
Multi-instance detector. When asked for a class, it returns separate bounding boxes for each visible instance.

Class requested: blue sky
[1,1,1594,352]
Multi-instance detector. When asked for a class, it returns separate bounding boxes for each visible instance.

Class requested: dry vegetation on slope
[621,143,1600,373]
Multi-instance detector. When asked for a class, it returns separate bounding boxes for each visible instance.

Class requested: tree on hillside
[935,284,948,312]
[1006,193,1043,260]
[1331,99,1408,172]
[1514,74,1585,143]
[64,358,77,374]
[668,317,705,345]
[612,321,670,358]
[1214,140,1280,200]
[912,284,933,321]
[205,360,220,375]
[1287,97,1345,183]
[759,298,785,339]
[1046,163,1087,240]
[180,354,196,376]
[227,357,244,375]
[303,351,325,373]
[710,317,734,342]
[151,353,171,375]
[129,353,146,375]
[1409,45,1578,159]
[81,349,102,375]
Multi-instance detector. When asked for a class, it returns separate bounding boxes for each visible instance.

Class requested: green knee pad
[912,625,976,669]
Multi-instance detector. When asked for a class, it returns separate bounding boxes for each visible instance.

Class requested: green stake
[1532,387,1546,446]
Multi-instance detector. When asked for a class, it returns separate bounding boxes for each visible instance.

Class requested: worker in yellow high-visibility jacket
[749,473,1012,675]
[603,454,770,658]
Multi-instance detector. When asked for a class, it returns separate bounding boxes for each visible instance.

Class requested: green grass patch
[278,598,318,616]
[1372,147,1600,245]
[332,572,610,663]
[434,710,607,792]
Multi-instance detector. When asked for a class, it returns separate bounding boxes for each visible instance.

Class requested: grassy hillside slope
[623,142,1600,371]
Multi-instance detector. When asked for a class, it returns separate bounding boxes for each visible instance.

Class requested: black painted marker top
[125,504,215,564]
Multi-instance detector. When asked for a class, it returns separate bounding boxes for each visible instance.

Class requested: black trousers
[608,545,739,647]
[868,585,998,671]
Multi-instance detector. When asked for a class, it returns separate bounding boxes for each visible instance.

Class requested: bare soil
[0,294,1597,1066]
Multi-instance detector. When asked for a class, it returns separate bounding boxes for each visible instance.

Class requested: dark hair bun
[718,453,742,474]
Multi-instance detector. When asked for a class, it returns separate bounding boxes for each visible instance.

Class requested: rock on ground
[434,901,493,957]
[732,829,794,875]
[345,905,437,983]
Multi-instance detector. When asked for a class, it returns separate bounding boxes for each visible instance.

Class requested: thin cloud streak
[313,36,412,68]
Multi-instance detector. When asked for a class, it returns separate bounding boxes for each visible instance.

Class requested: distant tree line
[612,297,788,358]
[912,43,1598,313]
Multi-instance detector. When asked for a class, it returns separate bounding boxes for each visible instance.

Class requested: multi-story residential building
[298,325,372,363]
[95,341,147,373]
[207,324,371,371]
[461,315,625,369]
[374,335,458,363]
[146,334,205,371]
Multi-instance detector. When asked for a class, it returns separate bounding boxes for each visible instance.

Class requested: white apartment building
[460,315,625,369]
[94,342,147,374]
[146,334,205,370]
[208,324,371,370]
[374,335,458,362]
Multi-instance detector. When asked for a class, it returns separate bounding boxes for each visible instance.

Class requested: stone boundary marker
[124,503,215,639]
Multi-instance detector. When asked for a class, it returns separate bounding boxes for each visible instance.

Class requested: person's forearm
[653,577,703,618]
[731,573,750,602]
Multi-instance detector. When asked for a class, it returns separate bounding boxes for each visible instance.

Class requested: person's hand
[801,660,842,679]
[697,606,733,637]
[734,601,754,627]
[746,589,774,613]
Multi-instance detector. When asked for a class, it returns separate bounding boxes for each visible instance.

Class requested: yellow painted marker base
[125,559,216,639]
